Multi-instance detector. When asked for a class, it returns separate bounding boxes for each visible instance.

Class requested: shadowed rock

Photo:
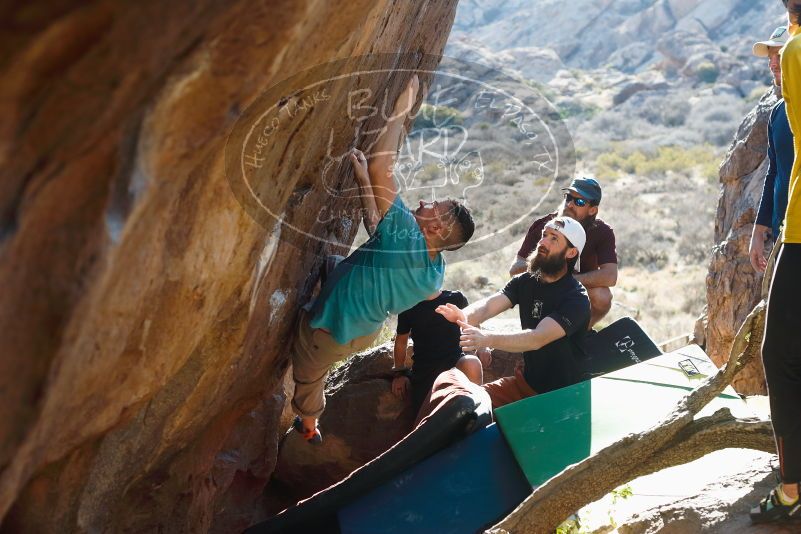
[270,343,521,506]
[0,1,459,531]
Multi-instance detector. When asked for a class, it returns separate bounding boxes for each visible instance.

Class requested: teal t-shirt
[310,196,445,344]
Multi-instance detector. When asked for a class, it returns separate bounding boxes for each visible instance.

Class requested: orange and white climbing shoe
[292,416,323,445]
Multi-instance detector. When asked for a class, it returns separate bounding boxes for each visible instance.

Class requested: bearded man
[437,217,590,408]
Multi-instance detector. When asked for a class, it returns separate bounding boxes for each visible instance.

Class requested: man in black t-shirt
[437,217,591,408]
[393,290,488,412]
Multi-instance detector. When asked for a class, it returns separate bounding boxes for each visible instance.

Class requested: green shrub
[413,104,464,130]
[524,79,556,101]
[696,62,719,84]
[558,100,601,120]
[594,144,721,181]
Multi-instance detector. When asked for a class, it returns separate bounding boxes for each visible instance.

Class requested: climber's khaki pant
[291,311,380,418]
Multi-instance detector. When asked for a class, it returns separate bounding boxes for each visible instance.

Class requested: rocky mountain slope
[452,0,785,77]
[439,0,787,349]
[447,0,785,148]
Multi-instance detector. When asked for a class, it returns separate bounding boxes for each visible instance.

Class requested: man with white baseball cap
[753,25,791,57]
[436,216,591,408]
[750,25,794,273]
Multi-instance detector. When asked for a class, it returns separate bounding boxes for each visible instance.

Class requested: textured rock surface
[579,448,791,533]
[271,346,415,505]
[270,343,521,507]
[704,90,779,395]
[0,1,458,532]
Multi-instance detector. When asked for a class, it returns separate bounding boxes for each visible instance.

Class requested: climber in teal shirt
[289,75,476,444]
[310,195,446,344]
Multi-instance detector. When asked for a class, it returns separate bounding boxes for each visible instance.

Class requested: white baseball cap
[545,216,586,271]
[753,26,790,57]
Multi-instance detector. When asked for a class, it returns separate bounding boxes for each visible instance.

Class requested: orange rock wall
[0,1,458,531]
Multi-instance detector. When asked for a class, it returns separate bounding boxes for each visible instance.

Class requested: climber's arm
[367,75,419,216]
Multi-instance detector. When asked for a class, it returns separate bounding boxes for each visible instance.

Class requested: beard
[558,206,595,228]
[529,247,568,276]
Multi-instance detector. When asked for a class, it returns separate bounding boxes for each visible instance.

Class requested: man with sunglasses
[510,177,617,327]
[288,75,476,445]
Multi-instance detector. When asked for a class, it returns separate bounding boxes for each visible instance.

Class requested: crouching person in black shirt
[392,289,490,414]
[437,217,590,409]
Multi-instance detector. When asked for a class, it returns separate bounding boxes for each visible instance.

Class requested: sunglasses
[564,193,590,207]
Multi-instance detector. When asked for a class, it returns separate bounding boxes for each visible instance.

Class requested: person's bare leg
[587,286,612,328]
[456,354,483,385]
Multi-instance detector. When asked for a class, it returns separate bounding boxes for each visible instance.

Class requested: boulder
[579,448,790,533]
[271,345,414,503]
[506,47,567,83]
[704,89,779,395]
[613,80,670,106]
[271,343,521,504]
[0,1,459,531]
[606,42,657,74]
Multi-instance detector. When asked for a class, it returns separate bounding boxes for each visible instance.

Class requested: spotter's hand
[458,320,492,352]
[435,303,466,324]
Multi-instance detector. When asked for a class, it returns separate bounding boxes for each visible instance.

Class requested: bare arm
[349,149,380,235]
[509,255,527,277]
[393,332,410,369]
[573,263,617,289]
[436,292,514,327]
[367,75,420,216]
[459,317,567,353]
[391,332,411,398]
[749,224,770,273]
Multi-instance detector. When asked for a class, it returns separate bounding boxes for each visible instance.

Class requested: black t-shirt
[397,290,468,371]
[502,272,590,394]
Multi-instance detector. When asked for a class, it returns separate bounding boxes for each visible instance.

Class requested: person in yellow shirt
[751,0,801,524]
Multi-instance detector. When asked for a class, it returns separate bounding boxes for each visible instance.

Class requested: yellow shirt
[781,26,801,243]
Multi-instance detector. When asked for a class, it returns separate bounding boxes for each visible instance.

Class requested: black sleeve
[501,275,522,307]
[397,309,412,335]
[547,291,590,336]
[456,291,469,309]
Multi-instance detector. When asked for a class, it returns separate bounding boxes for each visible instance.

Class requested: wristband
[391,367,412,378]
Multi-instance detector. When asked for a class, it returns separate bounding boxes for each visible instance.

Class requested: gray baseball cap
[563,177,602,204]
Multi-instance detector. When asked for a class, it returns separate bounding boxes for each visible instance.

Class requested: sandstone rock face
[0,1,458,532]
[271,343,520,506]
[704,90,779,395]
[614,452,791,533]
[575,448,792,534]
[271,346,415,505]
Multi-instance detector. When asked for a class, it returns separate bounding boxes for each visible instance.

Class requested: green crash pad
[494,345,751,488]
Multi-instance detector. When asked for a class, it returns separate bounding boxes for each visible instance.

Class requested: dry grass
[346,85,725,349]
[441,166,716,345]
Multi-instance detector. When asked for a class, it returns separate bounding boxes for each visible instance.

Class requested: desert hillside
[431,0,786,343]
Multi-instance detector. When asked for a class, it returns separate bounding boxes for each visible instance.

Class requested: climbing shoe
[750,484,801,523]
[292,416,323,445]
